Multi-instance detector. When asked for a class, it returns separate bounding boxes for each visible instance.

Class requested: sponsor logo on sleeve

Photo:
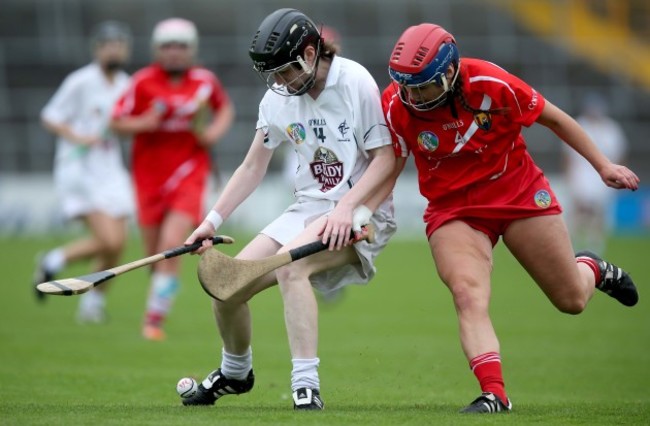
[534,189,552,208]
[528,89,539,110]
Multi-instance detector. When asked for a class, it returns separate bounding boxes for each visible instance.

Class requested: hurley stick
[197,225,375,302]
[37,235,234,296]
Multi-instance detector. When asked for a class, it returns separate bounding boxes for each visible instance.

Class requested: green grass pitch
[1,234,648,425]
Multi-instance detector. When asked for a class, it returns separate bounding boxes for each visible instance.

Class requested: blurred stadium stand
[0,0,648,235]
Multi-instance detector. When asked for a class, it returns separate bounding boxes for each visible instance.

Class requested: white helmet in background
[152,18,198,51]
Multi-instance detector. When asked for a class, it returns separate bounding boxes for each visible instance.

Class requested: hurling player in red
[380,24,639,413]
[111,18,235,341]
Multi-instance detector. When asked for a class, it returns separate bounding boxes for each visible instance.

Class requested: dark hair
[91,21,132,46]
[320,38,339,60]
[454,73,510,116]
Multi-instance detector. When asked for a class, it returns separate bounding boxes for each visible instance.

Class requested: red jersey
[113,64,230,190]
[382,58,545,203]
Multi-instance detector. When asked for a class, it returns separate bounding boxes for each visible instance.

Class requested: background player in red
[380,23,639,413]
[111,18,235,340]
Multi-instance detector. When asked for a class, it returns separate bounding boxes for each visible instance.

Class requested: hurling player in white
[36,21,134,323]
[563,92,629,254]
[182,9,397,410]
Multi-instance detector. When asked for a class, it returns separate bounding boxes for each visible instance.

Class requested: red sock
[145,312,164,327]
[469,352,508,404]
[576,257,601,286]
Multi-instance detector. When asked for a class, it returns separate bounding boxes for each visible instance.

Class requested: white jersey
[257,56,397,291]
[257,56,392,200]
[41,62,133,219]
[564,115,627,204]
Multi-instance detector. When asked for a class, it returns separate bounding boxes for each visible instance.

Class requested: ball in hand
[176,377,198,398]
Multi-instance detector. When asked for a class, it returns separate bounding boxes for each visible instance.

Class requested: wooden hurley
[197,225,375,302]
[36,235,234,296]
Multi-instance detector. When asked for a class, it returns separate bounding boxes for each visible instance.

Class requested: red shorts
[135,168,207,227]
[424,156,562,246]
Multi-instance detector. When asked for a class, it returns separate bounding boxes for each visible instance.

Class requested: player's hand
[600,163,640,191]
[139,101,166,132]
[74,134,102,147]
[185,221,217,255]
[192,103,214,146]
[352,205,372,235]
[321,204,354,251]
[196,128,219,147]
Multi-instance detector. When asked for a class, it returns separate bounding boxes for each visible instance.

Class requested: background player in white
[181,9,396,410]
[35,21,134,323]
[563,92,628,254]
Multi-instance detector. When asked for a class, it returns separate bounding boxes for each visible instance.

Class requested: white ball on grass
[176,377,198,398]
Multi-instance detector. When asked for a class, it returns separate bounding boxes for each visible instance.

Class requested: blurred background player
[35,21,134,323]
[382,23,639,413]
[181,9,396,410]
[563,92,629,254]
[111,18,235,341]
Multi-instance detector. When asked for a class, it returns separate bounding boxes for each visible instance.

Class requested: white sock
[291,358,320,391]
[42,249,66,273]
[145,273,179,318]
[221,347,252,380]
[79,289,105,312]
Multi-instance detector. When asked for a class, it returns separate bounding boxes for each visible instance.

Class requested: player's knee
[444,274,488,312]
[214,297,235,311]
[101,237,125,257]
[276,263,306,284]
[552,297,587,315]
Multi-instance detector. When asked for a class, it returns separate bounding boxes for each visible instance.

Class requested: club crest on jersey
[534,189,552,208]
[473,111,492,131]
[417,131,439,152]
[286,123,307,144]
[310,147,343,192]
[337,119,350,142]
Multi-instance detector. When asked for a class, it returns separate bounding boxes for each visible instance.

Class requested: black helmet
[249,9,320,71]
[91,20,132,46]
[249,9,322,96]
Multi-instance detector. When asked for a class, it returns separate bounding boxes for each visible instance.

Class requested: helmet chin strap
[447,91,458,118]
[441,75,449,92]
[297,55,313,75]
[291,54,320,96]
[426,74,457,116]
[441,70,460,118]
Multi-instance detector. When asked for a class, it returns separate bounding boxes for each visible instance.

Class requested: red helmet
[389,24,458,85]
[388,24,460,110]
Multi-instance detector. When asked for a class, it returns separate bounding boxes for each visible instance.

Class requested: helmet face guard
[254,47,321,96]
[249,9,322,96]
[387,24,460,111]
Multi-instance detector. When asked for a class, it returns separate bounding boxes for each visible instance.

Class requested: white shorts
[54,159,134,220]
[261,196,397,294]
